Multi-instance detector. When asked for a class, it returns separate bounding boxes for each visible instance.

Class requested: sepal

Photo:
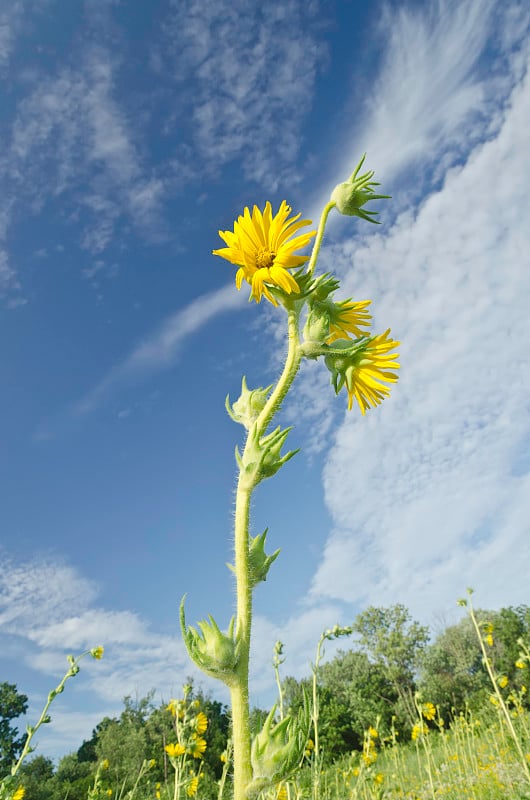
[226,377,273,429]
[227,529,280,587]
[180,597,239,687]
[248,698,310,795]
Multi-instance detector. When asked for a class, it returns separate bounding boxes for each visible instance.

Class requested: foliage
[0,683,28,778]
[352,604,430,727]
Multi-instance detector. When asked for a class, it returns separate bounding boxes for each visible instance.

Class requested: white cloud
[157,0,327,190]
[308,44,530,623]
[75,283,247,415]
[0,558,98,631]
[311,0,530,218]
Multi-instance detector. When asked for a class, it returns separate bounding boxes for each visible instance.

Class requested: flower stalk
[183,155,397,800]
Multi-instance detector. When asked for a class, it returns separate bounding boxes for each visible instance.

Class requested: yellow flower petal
[213,202,316,304]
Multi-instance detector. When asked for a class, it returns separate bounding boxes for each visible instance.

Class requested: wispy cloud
[156,0,328,191]
[313,0,530,218]
[75,284,247,415]
[307,41,530,622]
[0,555,208,758]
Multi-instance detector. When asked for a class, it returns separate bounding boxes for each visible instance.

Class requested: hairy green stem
[306,201,335,277]
[231,306,303,800]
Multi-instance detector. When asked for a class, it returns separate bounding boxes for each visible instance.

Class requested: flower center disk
[256,248,275,269]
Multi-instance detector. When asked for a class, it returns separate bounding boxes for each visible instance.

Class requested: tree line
[1,603,529,799]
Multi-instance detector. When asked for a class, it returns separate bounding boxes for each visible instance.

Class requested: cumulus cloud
[308,43,530,623]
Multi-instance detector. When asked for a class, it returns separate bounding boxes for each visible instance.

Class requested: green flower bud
[248,701,310,795]
[330,154,390,223]
[303,304,331,345]
[180,598,239,687]
[226,377,272,429]
[236,425,299,489]
[226,528,280,587]
[258,426,299,480]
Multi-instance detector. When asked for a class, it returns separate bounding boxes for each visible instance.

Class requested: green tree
[0,682,28,777]
[419,606,530,720]
[16,755,55,800]
[352,605,429,726]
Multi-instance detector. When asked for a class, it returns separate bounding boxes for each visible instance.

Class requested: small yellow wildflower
[187,776,199,797]
[516,660,526,669]
[12,788,25,800]
[91,646,104,660]
[101,759,110,770]
[374,773,384,785]
[489,695,499,707]
[195,711,208,735]
[422,702,436,721]
[191,699,201,709]
[189,735,207,759]
[277,784,288,800]
[165,742,186,758]
[213,201,316,305]
[304,738,315,757]
[220,752,227,763]
[368,726,379,739]
[485,633,494,646]
[411,723,428,741]
[362,751,377,765]
[105,791,112,798]
[156,782,161,800]
[498,675,508,688]
[353,767,360,777]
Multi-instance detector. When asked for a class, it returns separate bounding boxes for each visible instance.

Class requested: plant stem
[306,201,335,277]
[231,306,303,800]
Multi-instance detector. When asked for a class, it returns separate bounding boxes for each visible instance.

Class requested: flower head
[195,712,208,735]
[165,742,186,758]
[91,646,104,660]
[213,202,316,305]
[187,776,200,797]
[327,299,372,343]
[189,735,207,759]
[12,788,25,800]
[421,702,436,721]
[325,330,400,414]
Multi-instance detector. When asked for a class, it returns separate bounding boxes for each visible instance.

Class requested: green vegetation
[2,600,530,799]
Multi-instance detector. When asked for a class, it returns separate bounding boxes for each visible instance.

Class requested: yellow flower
[12,788,25,800]
[422,702,436,721]
[165,742,186,758]
[213,201,316,305]
[368,726,379,739]
[187,776,199,797]
[516,660,526,669]
[327,299,372,343]
[156,782,161,799]
[374,773,384,785]
[498,675,508,688]
[195,712,208,735]
[189,735,207,759]
[277,784,288,800]
[106,791,112,798]
[327,329,400,414]
[411,723,427,741]
[91,646,104,660]
[101,759,110,770]
[485,633,494,647]
[220,752,227,763]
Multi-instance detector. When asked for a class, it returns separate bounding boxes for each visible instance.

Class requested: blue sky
[1,0,530,760]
